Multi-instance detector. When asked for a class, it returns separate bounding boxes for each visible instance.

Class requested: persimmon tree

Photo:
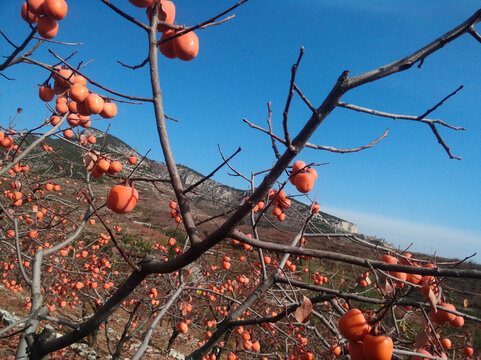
[0,1,481,360]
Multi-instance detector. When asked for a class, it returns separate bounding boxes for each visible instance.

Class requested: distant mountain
[39,128,358,235]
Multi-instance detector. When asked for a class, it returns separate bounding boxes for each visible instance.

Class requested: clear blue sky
[1,1,481,262]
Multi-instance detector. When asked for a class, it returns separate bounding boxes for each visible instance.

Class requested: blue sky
[1,1,481,262]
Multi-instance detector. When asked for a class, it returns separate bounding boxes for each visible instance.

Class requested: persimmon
[107,184,138,214]
[127,155,137,165]
[43,0,68,20]
[63,129,74,139]
[251,341,260,352]
[330,344,341,356]
[87,135,96,144]
[362,334,393,360]
[338,309,370,342]
[53,66,72,88]
[100,101,117,119]
[91,166,104,178]
[76,100,92,116]
[348,341,367,360]
[39,85,55,102]
[294,172,315,193]
[147,0,176,32]
[159,30,177,59]
[69,83,89,102]
[272,206,282,216]
[79,116,91,128]
[381,254,407,283]
[178,322,188,334]
[429,303,456,324]
[67,114,79,127]
[71,73,87,86]
[37,16,59,39]
[25,0,46,16]
[68,100,78,113]
[464,347,474,356]
[450,315,464,327]
[21,2,38,23]
[84,93,104,114]
[55,102,68,115]
[440,338,451,349]
[173,31,199,61]
[108,160,122,175]
[96,159,110,173]
[291,160,306,174]
[412,349,432,360]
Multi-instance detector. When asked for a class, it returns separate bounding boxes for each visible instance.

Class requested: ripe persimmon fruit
[52,66,72,88]
[348,341,367,360]
[84,93,104,114]
[107,184,138,214]
[148,0,176,32]
[21,2,38,23]
[69,83,89,102]
[128,155,137,165]
[25,0,46,16]
[159,30,177,59]
[100,101,117,119]
[173,31,199,61]
[107,160,122,175]
[63,128,74,139]
[37,16,59,39]
[338,309,370,342]
[39,85,55,102]
[43,0,67,20]
[294,172,315,193]
[362,334,393,360]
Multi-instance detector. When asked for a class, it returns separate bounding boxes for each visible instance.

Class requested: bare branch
[0,28,36,71]
[243,118,389,154]
[31,37,83,46]
[337,102,465,130]
[218,144,250,182]
[305,129,389,153]
[183,147,242,194]
[117,57,149,71]
[347,10,481,89]
[282,46,305,146]
[266,102,281,159]
[293,84,317,113]
[468,25,481,44]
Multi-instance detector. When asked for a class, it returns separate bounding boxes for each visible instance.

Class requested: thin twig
[337,102,465,130]
[293,84,317,113]
[468,25,481,44]
[266,102,281,159]
[31,37,83,46]
[282,46,304,146]
[183,147,241,194]
[218,144,250,182]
